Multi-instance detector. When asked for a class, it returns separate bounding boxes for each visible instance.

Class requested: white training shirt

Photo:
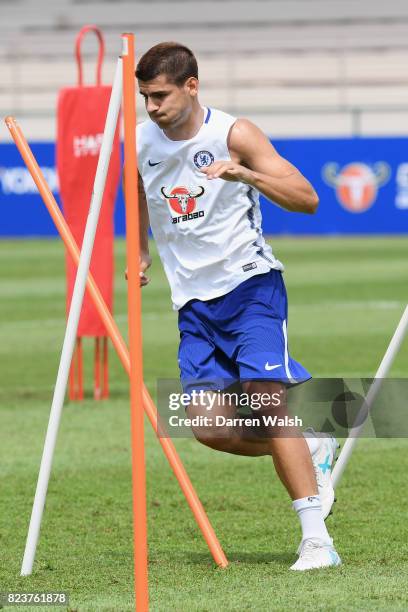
[136,106,284,310]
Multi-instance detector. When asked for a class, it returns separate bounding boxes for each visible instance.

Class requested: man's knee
[186,402,235,452]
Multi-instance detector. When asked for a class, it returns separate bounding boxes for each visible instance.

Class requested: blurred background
[1,0,408,139]
[1,0,408,236]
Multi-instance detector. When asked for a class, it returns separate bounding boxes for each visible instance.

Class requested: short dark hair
[135,42,198,86]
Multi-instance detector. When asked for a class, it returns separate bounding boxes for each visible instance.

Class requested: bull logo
[323,162,390,213]
[161,185,205,215]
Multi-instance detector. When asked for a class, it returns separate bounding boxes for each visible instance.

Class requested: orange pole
[94,337,101,400]
[77,337,84,400]
[69,344,76,400]
[4,115,228,569]
[70,338,82,400]
[102,337,109,398]
[122,33,149,611]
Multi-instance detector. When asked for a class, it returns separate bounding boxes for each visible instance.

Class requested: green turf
[0,237,407,611]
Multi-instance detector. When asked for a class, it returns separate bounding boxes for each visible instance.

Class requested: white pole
[332,305,408,488]
[21,58,123,576]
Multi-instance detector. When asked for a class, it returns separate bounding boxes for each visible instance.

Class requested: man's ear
[185,77,199,97]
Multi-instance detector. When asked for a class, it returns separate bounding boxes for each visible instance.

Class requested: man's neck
[163,103,204,141]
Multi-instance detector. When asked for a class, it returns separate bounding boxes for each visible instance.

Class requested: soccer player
[134,42,341,570]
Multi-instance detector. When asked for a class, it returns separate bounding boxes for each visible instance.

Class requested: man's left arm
[200,118,319,214]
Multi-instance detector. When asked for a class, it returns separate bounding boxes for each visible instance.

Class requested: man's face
[138,74,198,129]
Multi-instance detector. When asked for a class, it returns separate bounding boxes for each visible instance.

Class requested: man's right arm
[124,172,152,286]
[138,172,152,286]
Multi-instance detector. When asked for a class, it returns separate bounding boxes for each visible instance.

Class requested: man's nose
[146,98,159,113]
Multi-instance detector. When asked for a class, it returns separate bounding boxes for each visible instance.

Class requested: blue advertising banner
[266,137,408,235]
[0,142,126,237]
[1,137,407,236]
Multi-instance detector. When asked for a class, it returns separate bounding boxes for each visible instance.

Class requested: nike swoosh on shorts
[264,363,282,371]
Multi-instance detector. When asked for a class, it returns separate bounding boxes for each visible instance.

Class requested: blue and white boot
[304,428,339,519]
[290,537,341,571]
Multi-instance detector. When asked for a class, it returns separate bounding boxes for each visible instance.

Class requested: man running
[134,42,340,570]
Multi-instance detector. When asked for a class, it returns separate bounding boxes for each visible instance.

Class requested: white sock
[293,495,331,544]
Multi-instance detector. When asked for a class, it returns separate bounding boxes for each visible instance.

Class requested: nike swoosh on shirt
[148,160,163,167]
[264,363,282,371]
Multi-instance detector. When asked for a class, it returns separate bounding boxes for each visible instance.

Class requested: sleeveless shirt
[136,107,284,309]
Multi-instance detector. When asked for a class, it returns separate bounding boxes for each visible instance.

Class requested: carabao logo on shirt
[160,185,206,224]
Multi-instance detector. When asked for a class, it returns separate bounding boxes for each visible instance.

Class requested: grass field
[0,236,407,611]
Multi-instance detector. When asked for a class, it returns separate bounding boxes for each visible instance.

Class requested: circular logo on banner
[160,186,205,215]
[322,162,390,213]
[194,151,214,169]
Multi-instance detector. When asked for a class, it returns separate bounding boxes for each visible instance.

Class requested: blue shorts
[178,270,311,393]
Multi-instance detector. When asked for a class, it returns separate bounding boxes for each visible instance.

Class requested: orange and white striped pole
[121,33,149,610]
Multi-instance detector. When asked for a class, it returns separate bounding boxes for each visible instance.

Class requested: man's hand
[139,251,152,286]
[200,161,253,184]
[125,251,152,287]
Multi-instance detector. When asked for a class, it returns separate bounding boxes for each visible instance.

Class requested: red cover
[56,25,120,336]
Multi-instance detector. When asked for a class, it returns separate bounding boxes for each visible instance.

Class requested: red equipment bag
[56,25,121,399]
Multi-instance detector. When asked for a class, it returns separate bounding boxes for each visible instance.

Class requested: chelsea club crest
[194,150,214,169]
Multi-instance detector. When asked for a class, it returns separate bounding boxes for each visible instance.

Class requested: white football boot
[290,537,342,571]
[304,428,339,519]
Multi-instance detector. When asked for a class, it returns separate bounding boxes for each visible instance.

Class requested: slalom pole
[102,337,109,398]
[121,33,148,611]
[332,305,408,488]
[11,57,123,577]
[94,337,101,400]
[5,117,228,569]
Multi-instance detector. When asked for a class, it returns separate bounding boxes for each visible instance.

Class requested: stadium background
[0,1,407,611]
[1,0,408,236]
